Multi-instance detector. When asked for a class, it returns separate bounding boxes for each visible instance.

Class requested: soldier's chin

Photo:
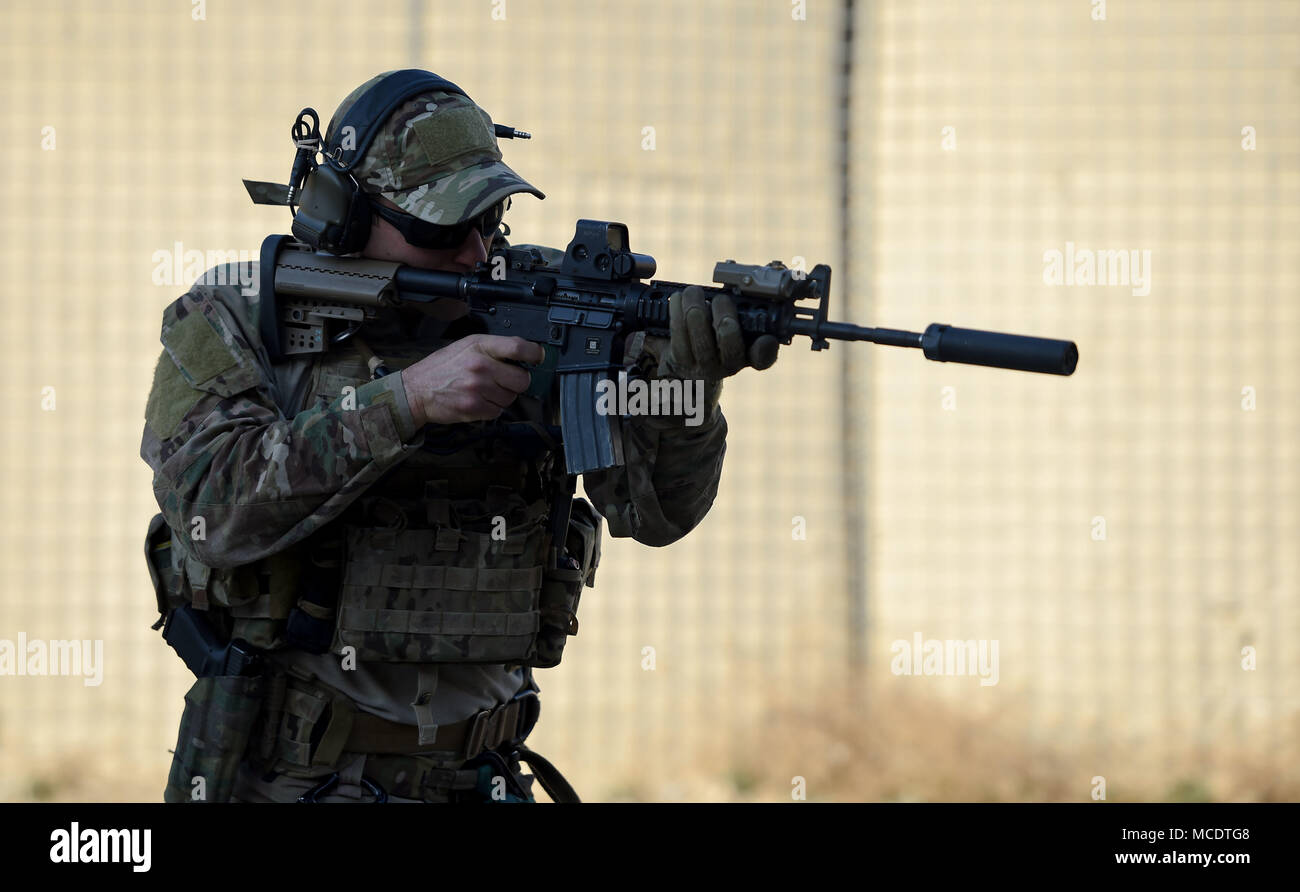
[420,297,471,322]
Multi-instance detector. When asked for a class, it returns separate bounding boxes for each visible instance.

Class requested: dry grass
[0,750,163,803]
[598,682,1300,803]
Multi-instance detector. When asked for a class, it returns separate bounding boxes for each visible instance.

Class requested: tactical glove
[656,285,780,381]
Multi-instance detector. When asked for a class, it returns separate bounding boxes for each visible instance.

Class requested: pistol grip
[523,343,560,401]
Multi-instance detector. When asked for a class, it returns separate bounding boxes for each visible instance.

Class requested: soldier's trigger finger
[710,293,747,376]
[523,340,546,365]
[478,335,545,366]
[748,334,780,371]
[682,286,724,379]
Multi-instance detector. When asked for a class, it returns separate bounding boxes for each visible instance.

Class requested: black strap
[325,69,468,172]
[258,234,292,362]
[516,745,581,803]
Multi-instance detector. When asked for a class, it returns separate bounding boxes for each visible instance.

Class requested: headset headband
[324,69,469,172]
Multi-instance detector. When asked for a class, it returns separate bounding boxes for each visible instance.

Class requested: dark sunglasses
[369,197,508,250]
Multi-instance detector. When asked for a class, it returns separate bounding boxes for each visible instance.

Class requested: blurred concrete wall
[853,0,1299,801]
[0,0,1294,802]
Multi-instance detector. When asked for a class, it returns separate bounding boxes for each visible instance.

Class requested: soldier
[142,69,779,803]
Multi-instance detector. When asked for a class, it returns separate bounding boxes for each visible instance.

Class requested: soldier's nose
[453,227,489,268]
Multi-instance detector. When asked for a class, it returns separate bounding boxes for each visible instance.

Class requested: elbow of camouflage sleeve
[645,440,726,546]
[595,498,689,548]
[644,411,728,544]
[617,474,722,547]
[589,412,728,548]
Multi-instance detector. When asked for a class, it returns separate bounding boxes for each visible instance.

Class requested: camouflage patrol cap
[326,72,544,225]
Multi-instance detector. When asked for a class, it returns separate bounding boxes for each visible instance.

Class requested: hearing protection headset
[245,69,529,256]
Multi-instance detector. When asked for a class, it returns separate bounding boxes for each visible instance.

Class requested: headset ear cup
[294,166,349,252]
[338,195,372,255]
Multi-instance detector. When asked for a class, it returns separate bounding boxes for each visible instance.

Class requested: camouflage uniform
[143,76,729,802]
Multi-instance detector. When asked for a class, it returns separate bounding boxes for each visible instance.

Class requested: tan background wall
[0,0,1295,801]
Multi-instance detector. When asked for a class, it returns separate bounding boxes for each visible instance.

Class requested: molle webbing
[272,679,357,769]
[343,562,544,593]
[333,524,548,663]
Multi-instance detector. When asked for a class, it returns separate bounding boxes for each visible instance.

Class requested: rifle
[257,220,1078,476]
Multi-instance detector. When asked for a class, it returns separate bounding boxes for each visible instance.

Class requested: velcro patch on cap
[411,107,500,169]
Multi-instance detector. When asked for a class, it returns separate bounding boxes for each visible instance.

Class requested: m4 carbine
[257,220,1079,476]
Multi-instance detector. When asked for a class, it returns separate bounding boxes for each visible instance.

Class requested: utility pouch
[531,497,602,669]
[164,673,266,802]
[145,513,184,629]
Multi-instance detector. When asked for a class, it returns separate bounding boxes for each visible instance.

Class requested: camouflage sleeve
[141,284,423,569]
[582,332,728,548]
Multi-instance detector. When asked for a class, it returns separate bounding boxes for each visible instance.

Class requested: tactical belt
[261,667,541,768]
[255,669,581,802]
[343,692,540,760]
